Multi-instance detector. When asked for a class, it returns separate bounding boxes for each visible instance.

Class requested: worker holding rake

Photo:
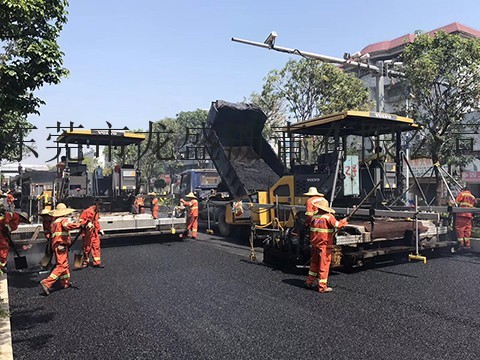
[180,192,198,239]
[305,198,347,293]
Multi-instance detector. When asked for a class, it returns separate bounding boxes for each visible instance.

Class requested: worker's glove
[99,229,105,236]
[337,218,348,228]
[86,222,94,229]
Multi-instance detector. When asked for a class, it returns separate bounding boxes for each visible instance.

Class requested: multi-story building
[352,22,480,198]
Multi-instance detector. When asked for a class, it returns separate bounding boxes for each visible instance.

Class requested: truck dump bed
[204,100,285,198]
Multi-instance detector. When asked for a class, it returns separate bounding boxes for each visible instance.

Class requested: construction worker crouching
[0,211,30,273]
[455,186,477,249]
[180,192,198,239]
[40,203,82,295]
[305,198,347,293]
[79,198,105,268]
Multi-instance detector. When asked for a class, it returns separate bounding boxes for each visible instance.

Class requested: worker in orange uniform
[151,194,159,219]
[134,195,145,214]
[0,211,30,273]
[180,192,198,239]
[40,203,82,295]
[56,155,67,179]
[79,199,105,268]
[39,208,54,269]
[6,191,16,212]
[455,186,477,249]
[305,198,347,293]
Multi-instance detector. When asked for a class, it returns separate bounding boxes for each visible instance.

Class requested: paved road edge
[0,276,13,360]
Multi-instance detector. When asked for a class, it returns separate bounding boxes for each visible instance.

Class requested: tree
[247,91,286,138]
[261,58,373,161]
[0,0,69,160]
[402,31,480,204]
[262,58,373,123]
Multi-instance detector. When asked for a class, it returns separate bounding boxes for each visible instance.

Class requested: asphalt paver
[7,235,480,360]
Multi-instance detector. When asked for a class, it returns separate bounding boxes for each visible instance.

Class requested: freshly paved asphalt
[7,232,480,360]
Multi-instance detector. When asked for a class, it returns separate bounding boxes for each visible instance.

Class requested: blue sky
[25,0,480,164]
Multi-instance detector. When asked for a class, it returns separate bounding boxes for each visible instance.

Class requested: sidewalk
[0,276,13,360]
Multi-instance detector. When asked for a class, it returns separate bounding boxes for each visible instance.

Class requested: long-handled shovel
[70,230,84,269]
[6,233,28,270]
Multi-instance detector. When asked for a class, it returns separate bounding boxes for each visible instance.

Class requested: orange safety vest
[309,213,338,248]
[305,196,323,216]
[6,194,15,205]
[79,206,101,231]
[456,190,477,218]
[0,212,22,243]
[50,218,80,248]
[183,199,198,217]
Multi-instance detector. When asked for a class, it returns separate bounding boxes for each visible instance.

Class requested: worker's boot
[319,287,333,293]
[93,264,105,269]
[40,281,50,296]
[304,282,317,291]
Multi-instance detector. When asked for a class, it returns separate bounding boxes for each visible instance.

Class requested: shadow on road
[7,271,43,290]
[10,307,55,332]
[282,278,307,289]
[12,333,54,352]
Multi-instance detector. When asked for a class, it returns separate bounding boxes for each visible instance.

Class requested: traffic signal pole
[231,35,404,112]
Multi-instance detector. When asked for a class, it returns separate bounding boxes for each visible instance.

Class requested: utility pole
[376,62,385,112]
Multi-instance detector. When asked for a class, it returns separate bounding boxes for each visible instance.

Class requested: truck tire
[217,211,231,237]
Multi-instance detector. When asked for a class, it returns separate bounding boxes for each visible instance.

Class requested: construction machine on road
[203,100,462,269]
[11,128,186,246]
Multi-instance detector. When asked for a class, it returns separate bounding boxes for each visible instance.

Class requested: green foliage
[82,155,100,172]
[262,58,373,122]
[0,113,35,162]
[402,31,480,203]
[0,0,69,160]
[248,91,286,138]
[259,58,373,162]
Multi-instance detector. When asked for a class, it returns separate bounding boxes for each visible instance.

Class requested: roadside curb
[0,276,13,360]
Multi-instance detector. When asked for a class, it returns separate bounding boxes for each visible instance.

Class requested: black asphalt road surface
[7,233,480,360]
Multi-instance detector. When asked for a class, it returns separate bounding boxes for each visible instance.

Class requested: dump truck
[202,100,285,236]
[204,101,459,269]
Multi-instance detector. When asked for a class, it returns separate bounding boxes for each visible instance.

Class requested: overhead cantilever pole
[232,35,404,113]
[231,37,405,77]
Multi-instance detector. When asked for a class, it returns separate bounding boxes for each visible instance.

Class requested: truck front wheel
[216,211,231,237]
